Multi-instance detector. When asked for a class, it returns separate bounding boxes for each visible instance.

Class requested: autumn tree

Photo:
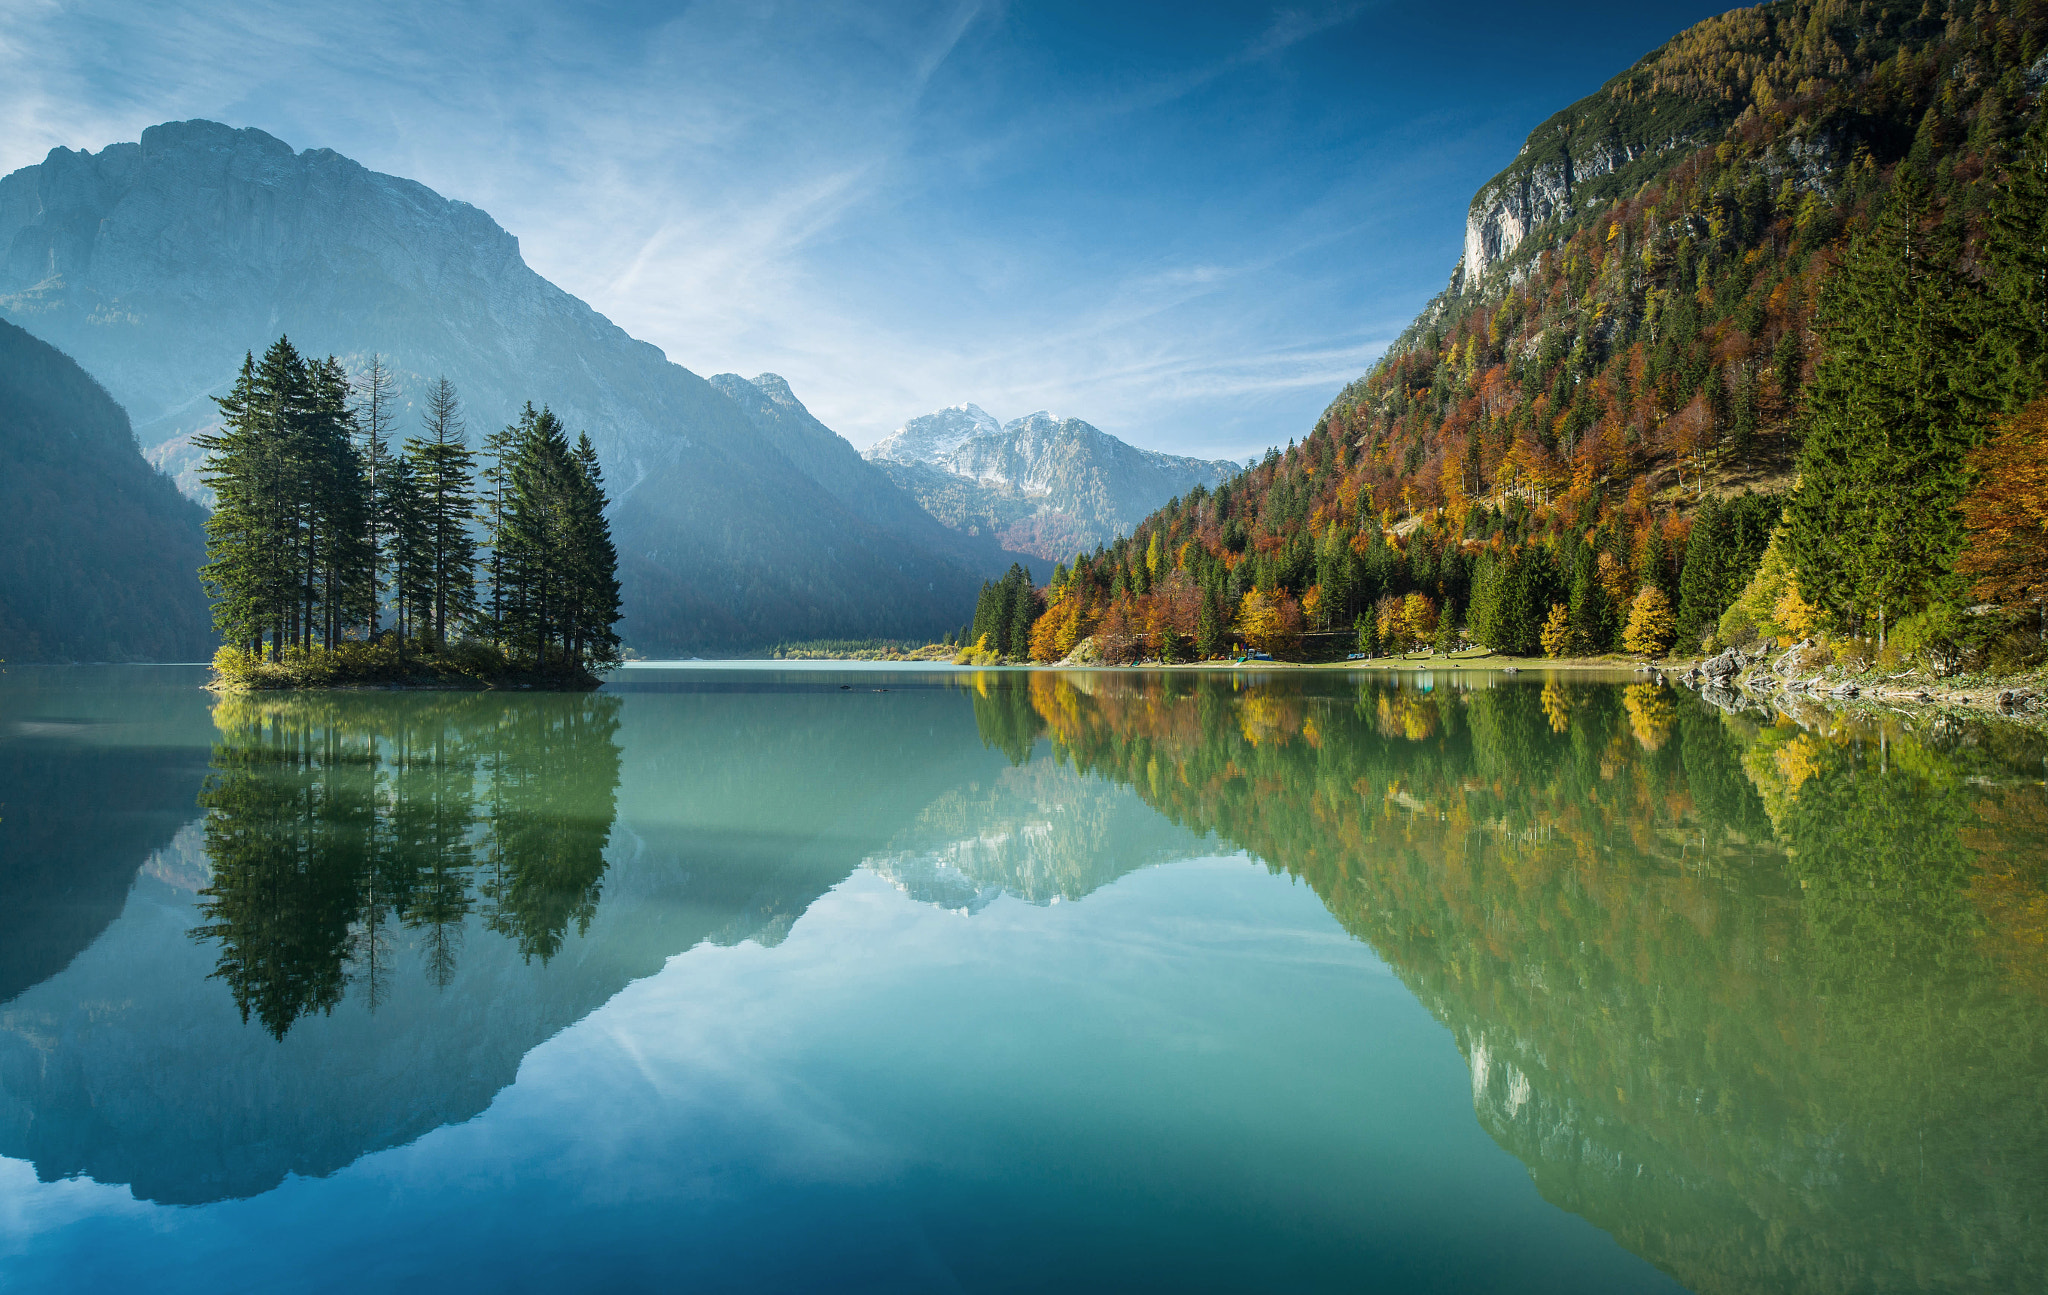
[1622,586,1676,658]
[1957,396,2048,632]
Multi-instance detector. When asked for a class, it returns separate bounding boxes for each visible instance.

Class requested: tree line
[198,337,621,675]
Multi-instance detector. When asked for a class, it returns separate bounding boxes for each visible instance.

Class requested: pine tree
[406,377,479,645]
[564,433,623,669]
[1004,572,1035,660]
[1787,174,1990,645]
[1197,586,1227,658]
[479,418,518,640]
[496,404,576,668]
[1981,107,2048,413]
[198,338,373,657]
[1568,543,1617,655]
[382,454,428,641]
[353,355,400,638]
[198,353,285,654]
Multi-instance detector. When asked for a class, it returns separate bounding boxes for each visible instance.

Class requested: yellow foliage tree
[1718,529,1827,645]
[1622,586,1676,657]
[1399,593,1438,649]
[1030,589,1087,663]
[1234,589,1304,654]
[1540,603,1571,658]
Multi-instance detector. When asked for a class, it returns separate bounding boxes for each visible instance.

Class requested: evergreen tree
[1981,107,2048,412]
[198,338,371,657]
[353,354,400,638]
[407,377,480,645]
[491,405,622,672]
[564,433,623,669]
[383,454,429,641]
[1004,571,1035,660]
[1197,586,1227,658]
[1787,175,1990,643]
[198,353,289,654]
[1568,543,1618,655]
[479,418,518,639]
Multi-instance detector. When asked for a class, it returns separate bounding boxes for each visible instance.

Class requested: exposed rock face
[1462,135,1661,284]
[867,408,1239,560]
[1377,39,1770,362]
[0,120,1002,651]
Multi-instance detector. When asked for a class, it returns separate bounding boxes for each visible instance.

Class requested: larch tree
[1957,396,2048,635]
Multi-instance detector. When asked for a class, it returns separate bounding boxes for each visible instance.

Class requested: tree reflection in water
[192,692,621,1038]
[962,669,2048,1295]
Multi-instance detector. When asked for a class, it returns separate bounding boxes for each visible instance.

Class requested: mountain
[866,406,1240,560]
[0,320,212,662]
[1031,0,2048,665]
[704,374,1042,580]
[0,120,1003,653]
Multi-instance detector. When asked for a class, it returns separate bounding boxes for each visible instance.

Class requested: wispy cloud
[1,0,1653,460]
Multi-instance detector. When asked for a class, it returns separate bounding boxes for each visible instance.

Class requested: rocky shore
[1672,638,2048,728]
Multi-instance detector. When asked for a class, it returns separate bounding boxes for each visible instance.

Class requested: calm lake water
[0,663,2043,1293]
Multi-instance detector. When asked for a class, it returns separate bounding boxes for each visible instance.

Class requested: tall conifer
[1786,175,1989,643]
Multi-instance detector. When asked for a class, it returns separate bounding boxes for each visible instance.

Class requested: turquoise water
[0,664,2042,1292]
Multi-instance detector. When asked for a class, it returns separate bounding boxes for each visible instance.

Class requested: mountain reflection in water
[0,666,2042,1293]
[985,669,2048,1295]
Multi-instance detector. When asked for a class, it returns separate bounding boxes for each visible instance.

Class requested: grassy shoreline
[206,642,602,692]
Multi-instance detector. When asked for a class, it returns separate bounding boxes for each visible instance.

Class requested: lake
[0,663,2043,1293]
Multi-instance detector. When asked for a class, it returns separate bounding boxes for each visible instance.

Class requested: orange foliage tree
[1957,396,2048,622]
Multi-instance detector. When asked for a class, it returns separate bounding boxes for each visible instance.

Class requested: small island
[199,338,622,692]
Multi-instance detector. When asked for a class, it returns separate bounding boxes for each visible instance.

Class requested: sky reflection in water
[0,664,2041,1293]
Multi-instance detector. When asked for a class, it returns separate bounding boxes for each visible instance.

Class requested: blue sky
[0,0,1730,459]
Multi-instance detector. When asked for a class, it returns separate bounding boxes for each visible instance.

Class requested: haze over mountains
[0,119,1060,655]
[867,406,1240,560]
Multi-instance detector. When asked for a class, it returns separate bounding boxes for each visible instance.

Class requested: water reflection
[191,693,622,1037]
[0,665,2042,1292]
[966,670,2048,1294]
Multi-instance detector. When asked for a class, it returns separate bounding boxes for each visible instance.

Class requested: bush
[1888,606,1967,676]
[209,638,587,690]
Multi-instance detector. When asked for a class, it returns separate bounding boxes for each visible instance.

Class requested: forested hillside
[0,321,211,662]
[985,0,2048,669]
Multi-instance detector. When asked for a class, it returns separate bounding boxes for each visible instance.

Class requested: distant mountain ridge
[866,406,1239,560]
[704,375,1041,580]
[0,119,1009,652]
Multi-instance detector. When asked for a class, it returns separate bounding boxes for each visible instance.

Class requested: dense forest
[966,0,2048,671]
[200,337,622,687]
[0,320,213,662]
